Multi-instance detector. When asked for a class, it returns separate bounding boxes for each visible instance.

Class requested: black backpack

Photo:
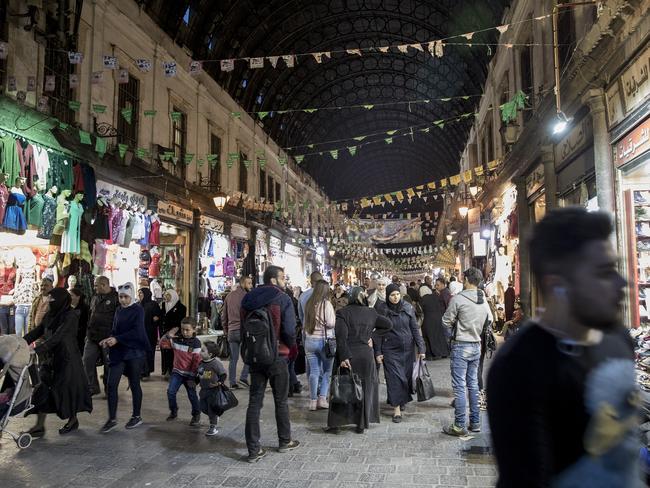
[241,307,277,366]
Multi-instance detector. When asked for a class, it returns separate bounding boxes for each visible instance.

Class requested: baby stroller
[0,335,39,449]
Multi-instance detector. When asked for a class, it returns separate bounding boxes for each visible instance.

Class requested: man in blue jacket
[241,265,299,463]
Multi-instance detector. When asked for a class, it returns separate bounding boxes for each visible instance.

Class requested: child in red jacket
[160,317,202,425]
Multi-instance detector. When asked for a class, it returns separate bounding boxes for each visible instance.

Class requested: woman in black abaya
[138,288,162,378]
[23,288,93,437]
[419,286,450,359]
[326,287,392,434]
[375,284,426,423]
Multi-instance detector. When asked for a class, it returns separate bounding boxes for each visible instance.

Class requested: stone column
[541,145,557,210]
[581,88,615,216]
[515,177,532,315]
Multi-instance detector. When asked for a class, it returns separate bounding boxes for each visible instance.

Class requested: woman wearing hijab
[326,287,392,434]
[138,288,162,378]
[160,290,186,378]
[368,277,388,309]
[69,288,90,354]
[419,286,450,360]
[23,288,93,437]
[99,282,150,433]
[374,284,426,423]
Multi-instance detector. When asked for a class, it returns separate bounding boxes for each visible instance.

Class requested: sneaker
[190,414,201,427]
[125,416,143,429]
[317,396,329,409]
[278,440,300,453]
[230,383,241,389]
[247,448,267,463]
[205,424,219,437]
[100,419,118,434]
[239,379,250,387]
[166,412,177,421]
[309,400,317,411]
[443,424,468,437]
[469,424,481,433]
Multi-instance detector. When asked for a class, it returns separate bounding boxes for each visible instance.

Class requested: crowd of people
[2,206,646,485]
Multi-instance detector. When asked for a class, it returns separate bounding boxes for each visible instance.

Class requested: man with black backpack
[240,265,299,463]
[441,267,492,437]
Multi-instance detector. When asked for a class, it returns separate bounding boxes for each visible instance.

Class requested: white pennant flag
[312,52,330,63]
[423,197,428,202]
[103,55,118,69]
[220,59,235,72]
[163,61,177,77]
[91,71,104,84]
[397,44,409,53]
[117,69,129,84]
[282,55,295,67]
[189,61,203,76]
[268,56,279,68]
[68,51,83,64]
[410,43,424,52]
[136,59,152,72]
[346,48,362,56]
[463,32,475,41]
[496,24,509,34]
[249,57,264,69]
[378,46,390,53]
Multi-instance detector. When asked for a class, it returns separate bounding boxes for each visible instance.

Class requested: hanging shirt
[33,146,50,186]
[0,184,8,225]
[0,136,20,187]
[26,193,45,227]
[16,140,37,197]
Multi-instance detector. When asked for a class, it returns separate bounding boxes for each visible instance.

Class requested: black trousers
[107,356,145,420]
[245,358,291,455]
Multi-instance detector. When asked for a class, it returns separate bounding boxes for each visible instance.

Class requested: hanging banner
[44,75,56,92]
[157,200,193,225]
[220,59,235,72]
[96,180,148,208]
[231,223,250,240]
[163,61,177,77]
[189,61,203,76]
[91,71,104,84]
[26,76,36,92]
[467,207,481,234]
[136,59,152,72]
[68,52,83,64]
[7,76,16,92]
[69,74,80,88]
[199,215,224,233]
[103,56,118,69]
[117,69,129,84]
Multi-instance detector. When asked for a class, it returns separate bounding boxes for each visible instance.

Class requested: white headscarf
[419,286,433,298]
[117,282,136,307]
[449,282,463,296]
[164,289,180,313]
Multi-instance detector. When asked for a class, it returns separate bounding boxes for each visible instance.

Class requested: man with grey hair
[28,277,54,333]
[83,276,119,395]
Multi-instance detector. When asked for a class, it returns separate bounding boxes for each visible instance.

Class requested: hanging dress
[26,193,44,227]
[3,191,27,232]
[37,193,56,239]
[61,201,83,254]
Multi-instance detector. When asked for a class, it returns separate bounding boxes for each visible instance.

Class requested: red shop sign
[614,117,650,167]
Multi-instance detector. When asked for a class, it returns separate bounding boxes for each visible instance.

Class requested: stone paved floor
[0,356,496,488]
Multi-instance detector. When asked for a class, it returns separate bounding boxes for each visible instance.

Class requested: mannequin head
[74,192,84,203]
[0,173,7,185]
[498,246,506,256]
[14,176,25,189]
[67,275,77,289]
[48,185,58,195]
[60,189,71,199]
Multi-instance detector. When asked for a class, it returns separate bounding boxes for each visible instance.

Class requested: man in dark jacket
[82,276,119,395]
[241,265,299,463]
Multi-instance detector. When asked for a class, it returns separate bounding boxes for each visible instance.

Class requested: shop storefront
[198,214,230,300]
[156,200,193,306]
[255,229,269,285]
[230,223,256,281]
[269,236,306,289]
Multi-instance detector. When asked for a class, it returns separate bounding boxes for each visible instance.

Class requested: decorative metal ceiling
[140,0,509,201]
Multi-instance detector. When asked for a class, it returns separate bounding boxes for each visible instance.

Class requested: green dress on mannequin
[61,196,84,254]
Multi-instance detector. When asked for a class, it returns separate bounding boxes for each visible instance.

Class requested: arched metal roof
[141,0,509,200]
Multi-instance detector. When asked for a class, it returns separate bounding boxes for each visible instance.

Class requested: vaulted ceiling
[140,0,509,201]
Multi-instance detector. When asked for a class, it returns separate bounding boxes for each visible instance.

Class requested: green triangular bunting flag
[197,158,205,167]
[121,107,133,124]
[93,104,107,114]
[353,136,366,141]
[170,111,182,122]
[230,112,241,119]
[386,130,397,135]
[79,130,91,145]
[348,146,357,156]
[258,112,269,120]
[162,151,174,161]
[330,150,338,159]
[118,144,128,158]
[144,110,157,117]
[258,158,266,169]
[295,155,304,164]
[95,137,107,156]
[434,120,445,129]
[279,157,288,166]
[184,154,194,165]
[68,101,81,112]
[243,159,252,169]
[136,148,149,159]
[385,137,393,144]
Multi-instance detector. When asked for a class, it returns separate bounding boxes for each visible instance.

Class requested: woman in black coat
[419,287,450,359]
[23,288,93,437]
[375,284,426,423]
[326,287,392,434]
[138,288,162,378]
[160,289,186,377]
[69,287,90,354]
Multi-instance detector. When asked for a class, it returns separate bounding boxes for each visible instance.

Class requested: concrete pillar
[515,177,532,315]
[581,88,615,216]
[541,144,557,210]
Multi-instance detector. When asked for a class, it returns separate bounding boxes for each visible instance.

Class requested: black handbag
[415,359,436,402]
[323,321,337,359]
[329,366,363,405]
[216,334,230,359]
[213,385,238,415]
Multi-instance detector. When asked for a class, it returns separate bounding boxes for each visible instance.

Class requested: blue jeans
[14,304,30,337]
[167,372,200,416]
[0,306,14,335]
[450,342,481,428]
[228,331,250,386]
[304,336,334,400]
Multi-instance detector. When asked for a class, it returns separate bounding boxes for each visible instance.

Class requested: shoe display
[59,419,79,435]
[443,424,468,437]
[247,448,267,463]
[190,414,201,426]
[100,419,118,434]
[125,416,143,429]
[205,425,219,436]
[278,440,300,453]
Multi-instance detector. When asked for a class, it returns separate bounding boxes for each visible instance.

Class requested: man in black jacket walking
[82,276,119,395]
[241,265,299,463]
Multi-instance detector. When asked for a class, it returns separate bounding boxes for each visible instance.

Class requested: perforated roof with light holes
[140,0,508,201]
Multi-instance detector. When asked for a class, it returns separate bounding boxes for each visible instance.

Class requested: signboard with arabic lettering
[614,117,650,168]
[157,200,193,225]
[199,215,224,233]
[620,46,650,116]
[554,116,593,169]
[96,180,147,208]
